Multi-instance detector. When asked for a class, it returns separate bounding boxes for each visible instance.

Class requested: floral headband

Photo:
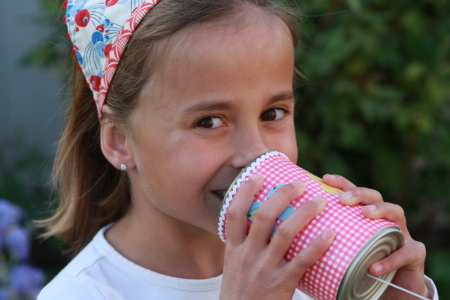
[64,0,161,119]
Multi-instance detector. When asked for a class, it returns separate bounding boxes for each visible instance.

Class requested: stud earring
[120,164,127,170]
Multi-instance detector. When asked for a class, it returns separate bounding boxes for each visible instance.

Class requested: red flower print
[105,0,119,7]
[90,75,101,92]
[75,9,90,27]
[104,44,113,57]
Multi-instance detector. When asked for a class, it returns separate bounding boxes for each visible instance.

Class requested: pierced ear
[100,105,133,171]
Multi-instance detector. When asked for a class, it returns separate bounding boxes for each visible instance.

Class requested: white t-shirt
[37,225,311,300]
[37,225,438,300]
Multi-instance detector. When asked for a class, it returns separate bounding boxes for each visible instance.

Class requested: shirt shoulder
[37,274,107,300]
[37,227,113,299]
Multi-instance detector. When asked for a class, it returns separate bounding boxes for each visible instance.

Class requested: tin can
[218,151,404,300]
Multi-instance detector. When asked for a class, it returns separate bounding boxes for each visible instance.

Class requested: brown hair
[41,0,301,255]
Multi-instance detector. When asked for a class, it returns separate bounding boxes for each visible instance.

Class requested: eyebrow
[183,90,295,115]
[183,101,232,115]
[270,91,295,103]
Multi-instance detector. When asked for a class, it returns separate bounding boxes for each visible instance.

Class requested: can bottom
[337,226,404,300]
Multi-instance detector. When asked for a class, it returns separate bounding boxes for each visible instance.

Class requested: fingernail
[291,180,304,190]
[325,174,336,180]
[340,191,352,202]
[251,173,263,182]
[372,263,383,274]
[365,205,377,212]
[312,195,326,204]
[321,228,334,241]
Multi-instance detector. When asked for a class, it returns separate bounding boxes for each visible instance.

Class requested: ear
[100,105,134,171]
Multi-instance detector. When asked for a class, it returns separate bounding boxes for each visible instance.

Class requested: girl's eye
[260,108,285,122]
[195,116,224,129]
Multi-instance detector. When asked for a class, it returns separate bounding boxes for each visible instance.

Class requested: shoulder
[48,231,108,279]
[38,226,114,299]
[37,274,106,300]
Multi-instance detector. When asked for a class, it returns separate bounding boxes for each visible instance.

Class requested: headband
[64,0,161,119]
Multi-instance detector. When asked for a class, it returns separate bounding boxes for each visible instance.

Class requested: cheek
[270,126,298,163]
[282,143,298,165]
[139,137,222,190]
[174,145,224,181]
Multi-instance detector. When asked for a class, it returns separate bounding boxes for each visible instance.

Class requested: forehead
[181,7,291,50]
[145,7,294,88]
[157,5,294,72]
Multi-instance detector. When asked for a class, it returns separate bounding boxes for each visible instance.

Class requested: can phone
[219,151,433,300]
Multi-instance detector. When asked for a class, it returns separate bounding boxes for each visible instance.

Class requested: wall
[0,0,63,155]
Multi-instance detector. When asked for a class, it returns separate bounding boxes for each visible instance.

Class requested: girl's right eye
[195,116,225,129]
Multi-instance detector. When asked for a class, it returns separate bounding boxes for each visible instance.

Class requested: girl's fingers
[370,240,426,276]
[267,195,327,259]
[225,173,264,246]
[247,180,306,248]
[361,202,410,239]
[323,174,385,206]
[323,174,356,191]
[283,228,335,279]
[338,187,384,206]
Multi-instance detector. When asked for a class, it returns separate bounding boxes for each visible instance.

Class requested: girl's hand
[220,174,335,300]
[323,174,430,300]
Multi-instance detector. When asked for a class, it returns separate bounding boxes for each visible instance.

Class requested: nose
[229,126,270,169]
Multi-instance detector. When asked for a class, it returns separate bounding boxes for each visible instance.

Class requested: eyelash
[194,116,225,129]
[260,107,289,122]
[194,107,290,129]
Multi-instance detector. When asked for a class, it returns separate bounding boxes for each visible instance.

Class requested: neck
[105,203,225,279]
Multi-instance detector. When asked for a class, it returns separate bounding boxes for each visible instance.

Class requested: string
[366,274,430,300]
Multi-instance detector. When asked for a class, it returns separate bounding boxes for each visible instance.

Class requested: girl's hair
[42,0,301,255]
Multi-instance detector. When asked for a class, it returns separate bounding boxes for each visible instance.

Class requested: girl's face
[125,11,298,236]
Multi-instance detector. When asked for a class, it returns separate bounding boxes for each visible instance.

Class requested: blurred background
[0,0,448,298]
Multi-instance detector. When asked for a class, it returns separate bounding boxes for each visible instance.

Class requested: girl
[38,0,437,299]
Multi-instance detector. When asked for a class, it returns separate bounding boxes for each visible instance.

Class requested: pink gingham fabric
[64,0,161,119]
[218,151,399,300]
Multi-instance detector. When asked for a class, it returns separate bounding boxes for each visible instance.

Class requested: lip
[212,190,227,202]
[208,170,241,204]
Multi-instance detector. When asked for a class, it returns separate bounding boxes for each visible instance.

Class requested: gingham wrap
[218,151,399,300]
[64,0,161,119]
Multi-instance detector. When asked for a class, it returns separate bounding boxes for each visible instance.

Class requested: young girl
[38,0,437,299]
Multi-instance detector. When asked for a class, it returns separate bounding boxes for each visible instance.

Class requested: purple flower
[5,227,30,261]
[0,288,12,300]
[8,264,46,298]
[0,200,22,247]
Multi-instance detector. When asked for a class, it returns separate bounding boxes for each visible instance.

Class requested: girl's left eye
[195,116,225,129]
[260,108,286,122]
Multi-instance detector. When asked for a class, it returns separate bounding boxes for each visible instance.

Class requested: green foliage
[427,248,450,297]
[291,0,450,204]
[0,141,51,220]
[22,0,71,74]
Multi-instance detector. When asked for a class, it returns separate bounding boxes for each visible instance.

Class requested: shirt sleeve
[425,275,439,300]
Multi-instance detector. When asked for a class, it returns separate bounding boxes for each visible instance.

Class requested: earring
[120,164,127,170]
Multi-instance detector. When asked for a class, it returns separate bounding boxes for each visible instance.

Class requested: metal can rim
[337,226,404,300]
